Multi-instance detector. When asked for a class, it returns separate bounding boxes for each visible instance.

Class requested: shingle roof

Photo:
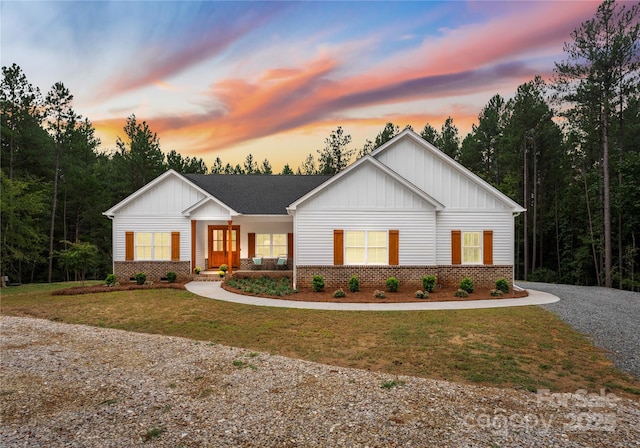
[182,174,332,215]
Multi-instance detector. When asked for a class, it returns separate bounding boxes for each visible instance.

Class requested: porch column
[227,219,233,275]
[191,220,196,273]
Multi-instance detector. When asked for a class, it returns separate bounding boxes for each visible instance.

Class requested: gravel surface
[1,316,639,447]
[518,281,640,380]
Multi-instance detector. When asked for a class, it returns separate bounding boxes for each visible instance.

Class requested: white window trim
[344,230,388,265]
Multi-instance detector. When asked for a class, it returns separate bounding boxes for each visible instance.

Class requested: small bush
[421,275,437,293]
[374,290,386,299]
[454,289,469,298]
[459,276,474,293]
[348,275,360,292]
[386,277,399,292]
[495,278,509,293]
[312,275,325,292]
[415,290,428,299]
[219,264,229,273]
[490,289,503,297]
[333,288,346,298]
[134,272,147,285]
[105,274,117,287]
[166,271,177,283]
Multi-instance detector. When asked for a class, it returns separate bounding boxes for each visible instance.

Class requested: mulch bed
[52,282,187,296]
[222,284,528,303]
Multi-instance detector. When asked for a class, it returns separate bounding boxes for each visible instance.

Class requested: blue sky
[1,1,604,170]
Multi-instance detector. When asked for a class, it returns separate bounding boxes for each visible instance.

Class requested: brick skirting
[114,261,192,282]
[295,265,513,289]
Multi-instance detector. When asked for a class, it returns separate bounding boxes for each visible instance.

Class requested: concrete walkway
[185,281,559,311]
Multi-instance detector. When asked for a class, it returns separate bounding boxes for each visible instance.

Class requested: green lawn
[2,282,639,398]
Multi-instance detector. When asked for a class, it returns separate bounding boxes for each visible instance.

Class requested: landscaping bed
[222,277,528,303]
[52,282,187,295]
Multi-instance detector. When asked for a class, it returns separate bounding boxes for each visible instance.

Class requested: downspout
[227,220,233,276]
[287,208,296,289]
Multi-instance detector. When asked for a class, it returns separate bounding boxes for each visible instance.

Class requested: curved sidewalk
[185,281,559,311]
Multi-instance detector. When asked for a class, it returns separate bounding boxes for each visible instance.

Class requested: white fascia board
[371,130,526,213]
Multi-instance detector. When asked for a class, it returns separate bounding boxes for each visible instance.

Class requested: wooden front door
[208,225,240,269]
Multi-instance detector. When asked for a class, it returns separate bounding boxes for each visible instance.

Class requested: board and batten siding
[295,209,436,265]
[113,216,192,261]
[299,162,432,210]
[435,211,514,265]
[375,138,512,211]
[116,175,206,216]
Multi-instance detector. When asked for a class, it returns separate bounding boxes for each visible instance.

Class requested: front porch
[192,269,293,282]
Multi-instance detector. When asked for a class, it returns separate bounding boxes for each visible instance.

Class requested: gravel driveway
[518,281,640,380]
[2,316,639,447]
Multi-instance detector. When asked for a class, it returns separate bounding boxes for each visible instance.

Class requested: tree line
[1,0,638,289]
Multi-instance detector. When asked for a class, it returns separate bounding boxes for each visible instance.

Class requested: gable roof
[103,169,217,217]
[182,173,331,215]
[370,129,526,213]
[287,155,445,211]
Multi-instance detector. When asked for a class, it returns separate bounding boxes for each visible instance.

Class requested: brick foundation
[295,265,513,289]
[114,261,192,282]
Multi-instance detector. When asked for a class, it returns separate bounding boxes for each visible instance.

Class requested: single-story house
[103,129,525,289]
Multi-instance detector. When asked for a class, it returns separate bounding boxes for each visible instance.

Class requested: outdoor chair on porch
[252,257,263,270]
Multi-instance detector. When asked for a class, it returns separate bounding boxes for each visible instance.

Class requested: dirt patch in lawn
[222,283,528,303]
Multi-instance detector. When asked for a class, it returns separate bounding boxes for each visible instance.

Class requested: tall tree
[1,64,44,180]
[280,164,294,175]
[114,114,165,193]
[438,116,461,160]
[317,126,354,175]
[298,153,317,175]
[374,122,400,148]
[44,82,79,282]
[243,154,257,174]
[210,157,223,174]
[420,123,439,145]
[260,158,272,175]
[554,0,640,287]
[459,94,507,183]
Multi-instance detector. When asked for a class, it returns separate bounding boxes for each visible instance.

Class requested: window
[345,231,387,265]
[462,231,481,264]
[135,232,170,260]
[256,233,287,257]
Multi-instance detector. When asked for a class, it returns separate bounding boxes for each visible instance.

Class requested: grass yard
[2,282,639,398]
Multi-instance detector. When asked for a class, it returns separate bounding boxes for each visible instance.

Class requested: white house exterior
[104,129,524,288]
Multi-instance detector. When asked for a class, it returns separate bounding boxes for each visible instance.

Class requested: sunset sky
[2,1,604,171]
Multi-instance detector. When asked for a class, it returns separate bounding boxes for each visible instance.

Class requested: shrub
[421,275,437,293]
[219,264,229,273]
[134,272,147,285]
[386,277,399,292]
[374,290,386,299]
[348,275,360,292]
[454,289,469,298]
[495,278,509,293]
[490,289,503,297]
[415,290,428,299]
[333,288,346,298]
[105,274,117,287]
[459,276,474,293]
[312,275,325,292]
[166,271,177,283]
